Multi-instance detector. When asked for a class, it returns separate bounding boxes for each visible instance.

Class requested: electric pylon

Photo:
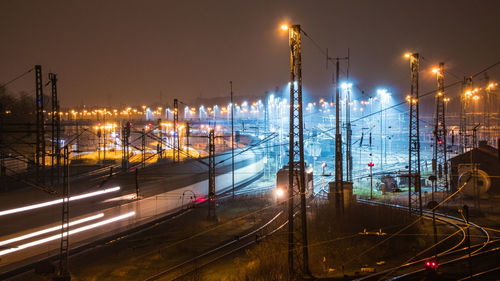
[433,63,449,196]
[57,145,70,280]
[334,59,344,213]
[207,129,216,219]
[173,99,180,163]
[286,24,309,278]
[35,65,45,183]
[141,128,146,168]
[50,73,61,185]
[121,122,130,170]
[406,53,422,216]
[459,76,473,153]
[345,49,352,183]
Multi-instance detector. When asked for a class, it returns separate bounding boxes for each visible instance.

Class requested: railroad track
[143,210,286,281]
[354,199,496,280]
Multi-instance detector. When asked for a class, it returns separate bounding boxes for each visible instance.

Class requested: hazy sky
[1,0,499,108]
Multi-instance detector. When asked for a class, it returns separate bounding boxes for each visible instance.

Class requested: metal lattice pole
[35,65,45,183]
[141,128,146,168]
[407,53,422,216]
[460,77,473,153]
[433,63,449,197]
[50,73,61,185]
[58,145,70,280]
[230,82,235,198]
[334,59,344,213]
[208,129,216,219]
[345,49,352,183]
[173,99,179,163]
[287,24,309,277]
[122,122,130,170]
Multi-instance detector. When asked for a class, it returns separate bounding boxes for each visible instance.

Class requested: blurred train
[275,163,314,202]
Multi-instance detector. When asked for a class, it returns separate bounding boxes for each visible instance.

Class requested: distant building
[449,140,500,196]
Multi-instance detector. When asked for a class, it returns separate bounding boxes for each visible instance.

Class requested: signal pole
[285,24,309,278]
[406,53,422,216]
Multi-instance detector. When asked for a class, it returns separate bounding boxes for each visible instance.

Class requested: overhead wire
[0,67,34,88]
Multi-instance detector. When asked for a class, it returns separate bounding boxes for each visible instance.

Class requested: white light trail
[0,187,121,217]
[0,213,104,247]
[0,212,135,256]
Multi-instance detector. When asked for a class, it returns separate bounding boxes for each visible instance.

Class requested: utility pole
[35,65,45,184]
[264,91,270,179]
[433,63,449,197]
[158,119,163,159]
[186,122,190,157]
[325,50,348,212]
[56,145,70,281]
[141,128,146,168]
[406,53,422,216]
[230,81,235,198]
[121,122,130,170]
[345,48,352,183]
[472,124,480,212]
[286,24,309,278]
[460,77,473,153]
[334,58,344,213]
[173,99,180,163]
[484,73,491,143]
[50,73,61,185]
[208,129,216,219]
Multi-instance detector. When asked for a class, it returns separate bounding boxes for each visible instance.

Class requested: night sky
[1,0,499,108]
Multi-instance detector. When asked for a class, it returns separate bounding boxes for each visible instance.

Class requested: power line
[0,68,34,88]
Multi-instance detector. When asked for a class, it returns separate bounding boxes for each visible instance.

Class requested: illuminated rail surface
[353,199,495,281]
[0,140,264,276]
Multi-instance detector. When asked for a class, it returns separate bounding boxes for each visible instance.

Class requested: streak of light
[0,212,135,256]
[0,213,104,246]
[102,193,137,202]
[0,187,121,217]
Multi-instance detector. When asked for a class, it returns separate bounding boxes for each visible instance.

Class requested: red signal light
[425,260,438,271]
[368,162,374,167]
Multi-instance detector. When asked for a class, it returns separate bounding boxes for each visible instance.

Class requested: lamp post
[368,161,374,199]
